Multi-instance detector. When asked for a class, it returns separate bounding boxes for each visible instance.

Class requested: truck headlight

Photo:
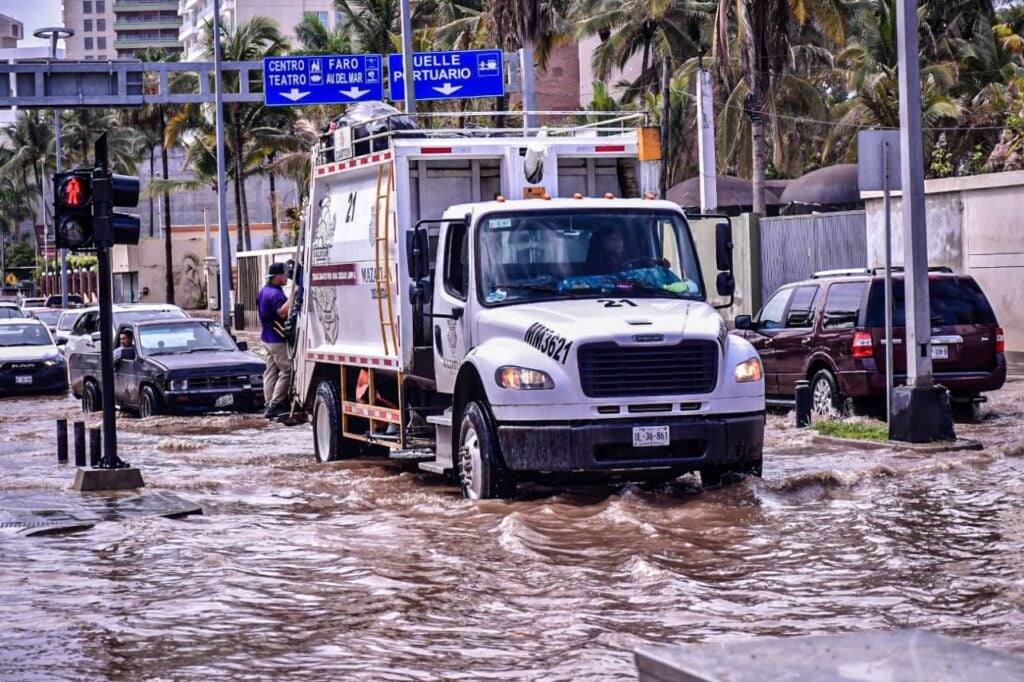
[734,357,763,383]
[496,366,554,390]
[43,355,65,367]
[169,378,188,391]
[249,374,263,386]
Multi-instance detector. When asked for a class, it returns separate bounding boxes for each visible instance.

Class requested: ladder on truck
[374,162,399,355]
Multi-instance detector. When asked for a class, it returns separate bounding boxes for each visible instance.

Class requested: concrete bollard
[795,380,812,428]
[88,428,102,468]
[56,419,68,464]
[73,421,86,467]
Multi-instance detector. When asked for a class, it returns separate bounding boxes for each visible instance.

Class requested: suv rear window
[866,278,997,327]
[822,282,866,329]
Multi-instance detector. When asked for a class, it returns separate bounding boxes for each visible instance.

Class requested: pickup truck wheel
[811,369,843,418]
[312,379,359,463]
[457,401,515,500]
[700,458,762,488]
[82,381,101,413]
[139,386,163,419]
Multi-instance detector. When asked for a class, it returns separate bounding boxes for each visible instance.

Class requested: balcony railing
[113,36,181,48]
[114,17,181,30]
[113,1,179,12]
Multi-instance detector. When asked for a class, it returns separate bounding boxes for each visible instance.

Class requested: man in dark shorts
[258,262,292,418]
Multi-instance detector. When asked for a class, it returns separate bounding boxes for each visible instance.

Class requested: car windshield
[476,210,704,306]
[866,278,997,326]
[58,312,81,330]
[0,323,52,346]
[138,321,237,355]
[0,307,25,319]
[32,310,62,325]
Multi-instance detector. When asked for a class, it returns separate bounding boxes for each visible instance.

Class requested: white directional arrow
[279,88,310,102]
[432,83,463,96]
[340,86,371,100]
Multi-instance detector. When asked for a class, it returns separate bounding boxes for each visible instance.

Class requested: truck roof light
[596,145,626,153]
[542,193,551,200]
[572,193,583,199]
[604,193,615,199]
[644,193,656,200]
[420,147,452,154]
[496,195,506,203]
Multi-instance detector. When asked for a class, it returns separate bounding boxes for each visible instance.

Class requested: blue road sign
[388,49,505,102]
[263,54,384,106]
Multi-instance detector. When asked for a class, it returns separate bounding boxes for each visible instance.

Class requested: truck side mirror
[236,341,248,352]
[406,227,430,282]
[734,314,752,330]
[717,272,736,298]
[715,221,733,272]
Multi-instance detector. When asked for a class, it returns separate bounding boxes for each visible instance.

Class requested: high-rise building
[0,14,24,49]
[113,0,183,58]
[62,0,117,60]
[178,0,337,62]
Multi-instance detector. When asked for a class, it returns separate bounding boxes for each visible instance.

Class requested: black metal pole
[795,380,812,428]
[73,421,86,466]
[89,427,102,467]
[56,419,68,463]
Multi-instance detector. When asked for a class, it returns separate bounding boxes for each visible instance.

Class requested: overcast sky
[0,0,64,47]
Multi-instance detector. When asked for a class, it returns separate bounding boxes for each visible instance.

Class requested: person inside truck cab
[585,225,641,275]
[113,328,134,363]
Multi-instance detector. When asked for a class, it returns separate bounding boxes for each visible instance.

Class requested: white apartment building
[62,0,117,60]
[178,0,338,62]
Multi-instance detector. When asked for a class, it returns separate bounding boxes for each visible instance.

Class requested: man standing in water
[258,262,292,419]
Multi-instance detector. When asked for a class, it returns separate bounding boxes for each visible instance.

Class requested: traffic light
[53,169,95,250]
[91,170,141,248]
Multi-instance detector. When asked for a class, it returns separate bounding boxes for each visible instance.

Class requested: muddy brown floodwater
[2,383,1023,680]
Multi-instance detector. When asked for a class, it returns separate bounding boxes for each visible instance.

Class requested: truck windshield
[477,210,704,305]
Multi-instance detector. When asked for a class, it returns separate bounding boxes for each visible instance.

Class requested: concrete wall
[114,235,209,309]
[691,213,760,323]
[863,171,1024,360]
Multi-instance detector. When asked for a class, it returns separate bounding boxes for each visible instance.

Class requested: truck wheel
[457,401,515,500]
[82,380,101,413]
[701,458,762,488]
[139,386,163,418]
[811,369,843,418]
[312,379,358,463]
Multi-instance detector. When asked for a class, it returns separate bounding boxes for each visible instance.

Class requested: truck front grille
[189,375,250,390]
[578,341,718,398]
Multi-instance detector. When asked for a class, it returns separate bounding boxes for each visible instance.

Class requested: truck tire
[312,379,358,463]
[82,380,101,413]
[811,368,843,418]
[456,401,515,500]
[139,386,163,418]
[701,457,762,488]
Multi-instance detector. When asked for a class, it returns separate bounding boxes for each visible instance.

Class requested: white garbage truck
[287,106,765,498]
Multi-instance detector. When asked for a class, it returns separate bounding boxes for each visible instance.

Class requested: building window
[84,37,94,50]
[97,19,106,31]
[84,19,93,32]
[97,37,106,49]
[84,55,94,60]
[96,0,105,12]
[305,11,329,27]
[83,1,92,14]
[97,54,107,60]
[335,11,346,27]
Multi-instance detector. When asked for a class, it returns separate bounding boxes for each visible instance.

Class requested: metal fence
[759,211,867,300]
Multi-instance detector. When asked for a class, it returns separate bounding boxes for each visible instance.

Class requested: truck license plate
[15,375,32,385]
[931,345,948,360]
[633,425,670,448]
[215,394,234,408]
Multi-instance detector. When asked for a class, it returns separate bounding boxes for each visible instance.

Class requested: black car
[0,319,69,396]
[78,318,266,417]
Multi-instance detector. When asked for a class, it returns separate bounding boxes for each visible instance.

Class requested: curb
[812,435,985,453]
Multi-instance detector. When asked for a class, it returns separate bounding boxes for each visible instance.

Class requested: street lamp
[33,27,73,310]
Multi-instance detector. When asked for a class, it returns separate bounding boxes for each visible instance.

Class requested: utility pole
[399,0,416,114]
[891,0,955,442]
[213,0,232,329]
[34,27,73,309]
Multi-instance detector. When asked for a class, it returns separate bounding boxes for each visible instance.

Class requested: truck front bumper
[495,412,765,473]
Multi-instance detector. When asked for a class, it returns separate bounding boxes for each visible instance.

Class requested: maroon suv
[733,268,1006,418]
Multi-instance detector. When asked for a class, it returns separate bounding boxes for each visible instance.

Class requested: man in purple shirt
[258,262,292,418]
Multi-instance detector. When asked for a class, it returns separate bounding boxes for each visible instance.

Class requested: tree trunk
[269,170,279,248]
[232,167,244,263]
[751,114,767,216]
[149,148,156,238]
[231,111,251,252]
[161,123,174,305]
[641,34,651,94]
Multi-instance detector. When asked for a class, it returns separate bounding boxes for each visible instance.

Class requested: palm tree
[201,16,289,252]
[336,0,401,55]
[1,111,54,228]
[714,0,846,214]
[59,109,138,172]
[293,13,353,54]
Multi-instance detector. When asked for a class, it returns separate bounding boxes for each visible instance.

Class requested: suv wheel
[811,369,843,418]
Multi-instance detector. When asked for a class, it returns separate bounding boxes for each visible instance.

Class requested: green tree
[293,13,353,54]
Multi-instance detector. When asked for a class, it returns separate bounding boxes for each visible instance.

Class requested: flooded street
[2,385,1023,680]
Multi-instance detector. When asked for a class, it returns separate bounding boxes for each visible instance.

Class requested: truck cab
[413,199,765,498]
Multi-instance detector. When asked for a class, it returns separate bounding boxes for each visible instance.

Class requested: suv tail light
[996,327,1005,353]
[852,331,874,358]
